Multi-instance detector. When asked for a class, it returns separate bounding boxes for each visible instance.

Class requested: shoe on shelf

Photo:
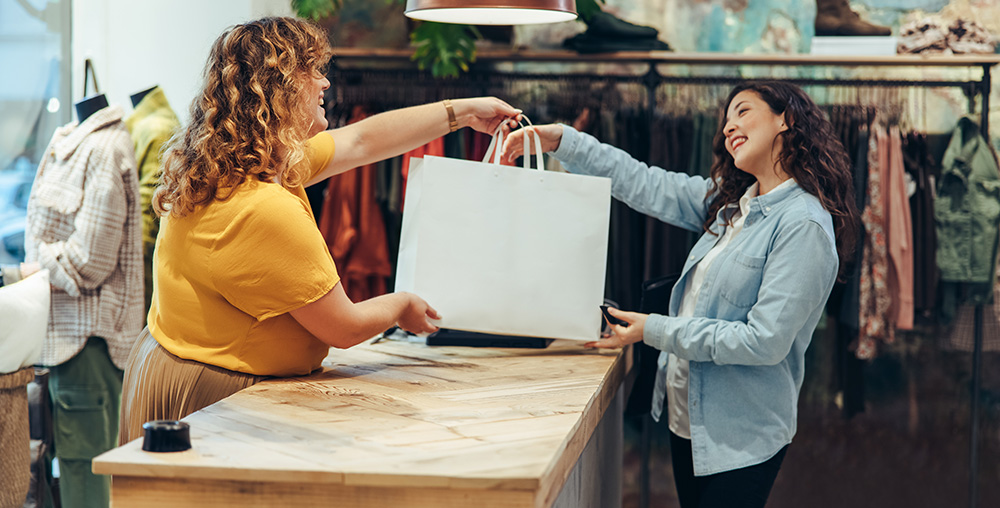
[585,11,660,39]
[815,0,891,36]
[563,32,671,53]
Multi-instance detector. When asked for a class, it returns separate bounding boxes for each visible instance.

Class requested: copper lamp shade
[405,0,577,25]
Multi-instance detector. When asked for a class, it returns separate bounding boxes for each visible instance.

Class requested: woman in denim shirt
[502,82,860,508]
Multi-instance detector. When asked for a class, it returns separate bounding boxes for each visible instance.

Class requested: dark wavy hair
[155,17,333,217]
[705,81,860,279]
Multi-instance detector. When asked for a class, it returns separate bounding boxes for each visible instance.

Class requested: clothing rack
[331,49,1000,508]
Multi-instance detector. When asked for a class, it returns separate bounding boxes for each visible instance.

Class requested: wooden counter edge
[110,475,539,508]
[533,346,628,508]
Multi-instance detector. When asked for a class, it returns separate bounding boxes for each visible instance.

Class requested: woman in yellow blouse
[119,17,521,443]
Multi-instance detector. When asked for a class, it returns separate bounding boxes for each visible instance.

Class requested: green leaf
[291,0,478,79]
[291,0,340,20]
[409,22,478,78]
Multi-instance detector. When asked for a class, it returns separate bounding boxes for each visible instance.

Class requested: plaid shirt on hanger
[25,105,144,369]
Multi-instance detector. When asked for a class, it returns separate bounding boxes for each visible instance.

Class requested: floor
[621,332,1000,508]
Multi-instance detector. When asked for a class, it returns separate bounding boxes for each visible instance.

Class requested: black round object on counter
[141,420,191,452]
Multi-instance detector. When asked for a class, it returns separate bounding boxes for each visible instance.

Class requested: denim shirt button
[765,206,772,212]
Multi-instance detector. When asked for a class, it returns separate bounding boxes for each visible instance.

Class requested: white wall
[71,0,294,125]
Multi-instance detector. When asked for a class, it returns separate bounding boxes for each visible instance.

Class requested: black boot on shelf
[563,9,671,54]
[815,0,891,36]
[586,11,659,40]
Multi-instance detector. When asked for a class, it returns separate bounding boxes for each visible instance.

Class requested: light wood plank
[111,476,535,508]
[95,340,626,506]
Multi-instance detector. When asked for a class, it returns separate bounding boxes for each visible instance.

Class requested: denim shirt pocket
[718,251,767,309]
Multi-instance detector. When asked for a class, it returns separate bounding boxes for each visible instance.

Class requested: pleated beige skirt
[118,327,267,446]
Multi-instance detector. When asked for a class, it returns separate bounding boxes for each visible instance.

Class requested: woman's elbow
[313,328,370,350]
[751,341,795,366]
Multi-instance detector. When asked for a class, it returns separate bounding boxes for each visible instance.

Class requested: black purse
[624,272,680,416]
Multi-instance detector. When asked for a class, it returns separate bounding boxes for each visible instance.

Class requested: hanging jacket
[935,116,1000,283]
[124,87,180,313]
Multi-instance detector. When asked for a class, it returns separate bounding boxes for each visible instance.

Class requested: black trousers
[670,431,787,508]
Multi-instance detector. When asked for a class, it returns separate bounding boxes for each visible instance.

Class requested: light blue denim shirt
[551,125,839,476]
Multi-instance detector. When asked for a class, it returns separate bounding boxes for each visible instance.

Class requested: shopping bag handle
[482,116,545,172]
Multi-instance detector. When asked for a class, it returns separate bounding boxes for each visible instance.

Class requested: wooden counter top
[94,339,628,508]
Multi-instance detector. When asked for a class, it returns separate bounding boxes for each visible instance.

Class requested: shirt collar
[125,86,176,131]
[756,177,799,216]
[738,181,758,218]
[54,105,125,161]
[716,178,801,229]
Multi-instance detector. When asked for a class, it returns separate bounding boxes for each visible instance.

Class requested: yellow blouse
[148,133,338,376]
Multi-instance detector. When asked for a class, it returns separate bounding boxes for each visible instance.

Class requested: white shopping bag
[0,269,49,373]
[395,123,611,341]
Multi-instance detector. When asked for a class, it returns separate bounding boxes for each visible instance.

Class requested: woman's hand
[397,293,441,335]
[453,97,522,135]
[500,124,564,164]
[585,307,648,349]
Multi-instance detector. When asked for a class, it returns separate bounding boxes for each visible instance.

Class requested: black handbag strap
[83,59,100,96]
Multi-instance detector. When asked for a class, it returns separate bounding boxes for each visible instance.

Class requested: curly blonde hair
[155,17,334,217]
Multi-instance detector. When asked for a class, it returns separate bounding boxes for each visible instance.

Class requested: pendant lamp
[404,0,577,25]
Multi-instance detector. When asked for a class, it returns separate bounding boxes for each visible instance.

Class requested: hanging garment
[857,123,893,359]
[902,132,938,320]
[468,128,492,163]
[832,122,869,331]
[687,113,717,179]
[936,116,1000,325]
[319,105,392,303]
[828,117,868,417]
[602,108,648,310]
[645,111,699,283]
[400,134,446,212]
[124,86,180,313]
[25,105,143,369]
[935,116,1000,284]
[885,126,914,330]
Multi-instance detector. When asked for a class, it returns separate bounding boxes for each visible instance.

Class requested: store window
[0,0,71,264]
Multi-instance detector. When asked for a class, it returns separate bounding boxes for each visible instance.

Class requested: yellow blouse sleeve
[306,132,335,181]
[208,185,339,321]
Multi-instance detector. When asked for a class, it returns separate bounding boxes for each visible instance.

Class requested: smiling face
[722,90,788,179]
[305,70,330,137]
